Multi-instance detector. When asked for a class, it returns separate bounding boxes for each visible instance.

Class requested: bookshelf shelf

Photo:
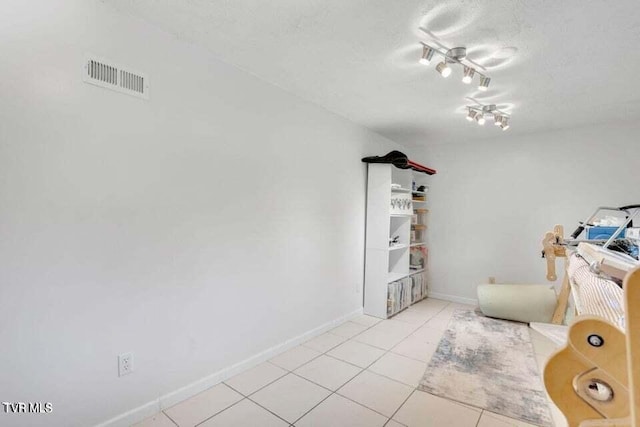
[388,244,409,251]
[391,187,412,193]
[387,269,425,283]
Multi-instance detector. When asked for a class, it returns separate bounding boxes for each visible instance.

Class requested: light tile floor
[134,299,567,427]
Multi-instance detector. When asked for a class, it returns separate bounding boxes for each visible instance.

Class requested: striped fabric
[567,253,625,329]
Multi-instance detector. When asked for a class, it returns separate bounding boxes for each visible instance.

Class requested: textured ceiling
[108,0,640,146]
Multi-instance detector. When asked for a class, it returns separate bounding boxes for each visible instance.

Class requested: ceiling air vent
[83,56,149,100]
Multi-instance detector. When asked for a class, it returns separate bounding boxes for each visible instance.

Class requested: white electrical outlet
[118,352,134,377]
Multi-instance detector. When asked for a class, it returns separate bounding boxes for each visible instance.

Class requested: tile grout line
[286,362,399,421]
[277,318,381,373]
[162,346,328,427]
[189,300,452,427]
[352,302,450,374]
[260,302,506,427]
[239,317,387,425]
[280,325,390,427]
[300,321,379,350]
[146,302,447,426]
[350,312,443,354]
[384,418,409,427]
[394,302,540,427]
[290,315,387,371]
[403,305,493,417]
[289,387,335,425]
[288,370,343,394]
[190,393,249,427]
[326,302,454,421]
[375,301,486,426]
[268,315,377,372]
[287,368,416,419]
[161,410,180,427]
[323,334,428,387]
[384,388,417,427]
[353,301,453,424]
[323,301,456,420]
[221,377,293,426]
[245,394,300,426]
[222,361,288,397]
[288,306,444,423]
[322,351,377,370]
[333,388,408,422]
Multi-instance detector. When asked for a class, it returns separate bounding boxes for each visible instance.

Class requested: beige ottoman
[477,284,557,323]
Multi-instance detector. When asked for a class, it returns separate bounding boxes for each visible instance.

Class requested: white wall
[0,2,404,426]
[420,122,640,303]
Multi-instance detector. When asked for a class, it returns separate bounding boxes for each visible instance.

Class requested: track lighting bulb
[462,66,475,84]
[419,45,435,65]
[436,61,451,78]
[478,76,491,91]
[465,103,511,130]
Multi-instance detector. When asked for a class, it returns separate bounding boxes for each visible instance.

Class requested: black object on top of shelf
[361,151,437,175]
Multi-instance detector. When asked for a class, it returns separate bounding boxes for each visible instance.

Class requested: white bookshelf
[388,244,409,251]
[363,163,431,318]
[387,269,426,283]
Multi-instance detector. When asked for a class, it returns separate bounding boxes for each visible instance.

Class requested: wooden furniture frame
[543,266,640,427]
[542,224,638,325]
[542,223,639,425]
[542,224,571,324]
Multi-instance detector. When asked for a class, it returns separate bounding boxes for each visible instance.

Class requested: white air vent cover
[83,55,149,99]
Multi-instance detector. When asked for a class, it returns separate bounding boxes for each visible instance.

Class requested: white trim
[95,307,363,427]
[94,400,160,427]
[429,292,478,306]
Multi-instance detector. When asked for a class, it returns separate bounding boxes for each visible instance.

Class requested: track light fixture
[462,66,475,84]
[465,104,511,131]
[478,75,491,91]
[419,42,491,90]
[419,45,435,65]
[435,61,451,78]
[466,109,477,121]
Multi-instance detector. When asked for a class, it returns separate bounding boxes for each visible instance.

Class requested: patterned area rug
[418,309,553,426]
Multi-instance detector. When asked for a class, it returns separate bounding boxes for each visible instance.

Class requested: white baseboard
[96,307,363,427]
[429,292,478,306]
[94,400,160,427]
